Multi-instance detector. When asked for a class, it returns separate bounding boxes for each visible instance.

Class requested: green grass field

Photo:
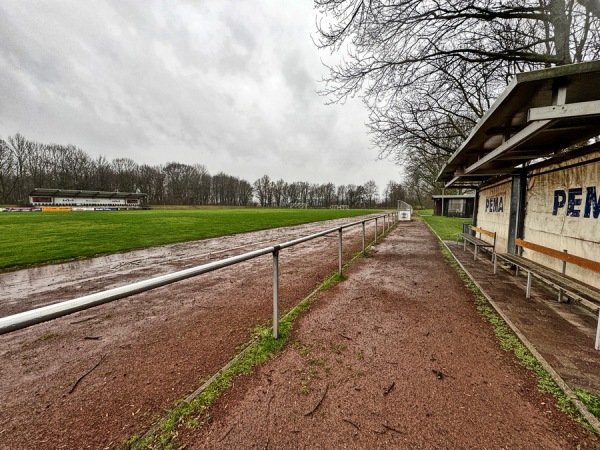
[417,209,472,240]
[0,208,381,270]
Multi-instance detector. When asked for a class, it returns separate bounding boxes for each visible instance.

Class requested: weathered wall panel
[523,151,600,289]
[476,179,512,252]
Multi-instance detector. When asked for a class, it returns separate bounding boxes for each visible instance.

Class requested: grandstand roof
[29,188,147,199]
[437,60,600,188]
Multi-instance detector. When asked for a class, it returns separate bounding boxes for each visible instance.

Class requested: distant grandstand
[28,188,147,210]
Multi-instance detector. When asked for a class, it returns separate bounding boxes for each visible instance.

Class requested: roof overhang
[29,188,147,200]
[437,61,600,188]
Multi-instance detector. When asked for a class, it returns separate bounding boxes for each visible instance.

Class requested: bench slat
[515,239,600,273]
[471,226,496,239]
[495,252,600,311]
[460,233,494,247]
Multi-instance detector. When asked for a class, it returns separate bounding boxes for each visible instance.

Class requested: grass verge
[419,212,471,240]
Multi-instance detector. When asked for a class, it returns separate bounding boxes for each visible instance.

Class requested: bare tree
[253,175,272,207]
[111,158,139,192]
[363,180,379,207]
[0,138,15,202]
[272,179,287,207]
[137,164,165,204]
[315,0,600,167]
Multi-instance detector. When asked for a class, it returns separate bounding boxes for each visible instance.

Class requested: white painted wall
[477,179,512,253]
[524,150,600,289]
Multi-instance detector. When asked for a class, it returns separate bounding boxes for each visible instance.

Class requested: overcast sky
[0,1,401,191]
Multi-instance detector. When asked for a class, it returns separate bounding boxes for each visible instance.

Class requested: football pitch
[0,208,381,270]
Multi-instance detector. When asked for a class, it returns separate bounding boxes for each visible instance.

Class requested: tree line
[0,133,418,208]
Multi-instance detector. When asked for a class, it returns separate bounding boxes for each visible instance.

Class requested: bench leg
[595,310,600,350]
[463,240,467,251]
[526,271,532,299]
[515,266,520,277]
[474,245,478,260]
[558,289,570,303]
[493,254,497,274]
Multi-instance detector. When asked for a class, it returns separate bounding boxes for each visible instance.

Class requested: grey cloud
[0,0,400,189]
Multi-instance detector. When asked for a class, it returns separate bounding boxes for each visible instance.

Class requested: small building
[29,188,147,210]
[432,194,475,218]
[437,60,600,290]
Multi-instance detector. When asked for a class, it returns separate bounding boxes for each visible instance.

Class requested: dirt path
[180,220,599,449]
[0,216,377,449]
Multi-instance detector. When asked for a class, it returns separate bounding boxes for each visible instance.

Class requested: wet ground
[0,215,378,449]
[179,219,599,449]
[1,217,598,449]
[447,239,600,397]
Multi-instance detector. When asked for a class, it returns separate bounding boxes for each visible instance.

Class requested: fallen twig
[383,424,404,434]
[83,336,101,340]
[383,381,395,396]
[343,418,361,430]
[304,383,329,416]
[69,315,100,325]
[69,355,105,394]
[220,425,235,442]
[432,369,454,380]
[338,333,352,340]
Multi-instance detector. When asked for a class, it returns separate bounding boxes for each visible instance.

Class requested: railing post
[383,215,386,234]
[338,228,343,276]
[272,246,280,339]
[375,218,378,243]
[362,221,366,255]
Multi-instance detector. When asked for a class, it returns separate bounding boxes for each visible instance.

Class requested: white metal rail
[0,213,397,338]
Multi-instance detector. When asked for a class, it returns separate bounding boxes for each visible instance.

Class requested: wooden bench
[494,239,600,350]
[457,225,496,260]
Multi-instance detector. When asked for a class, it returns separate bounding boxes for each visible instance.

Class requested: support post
[272,246,280,339]
[526,271,532,298]
[362,221,366,255]
[375,219,378,243]
[338,228,343,276]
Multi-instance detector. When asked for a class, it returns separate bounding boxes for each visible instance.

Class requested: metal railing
[0,212,397,338]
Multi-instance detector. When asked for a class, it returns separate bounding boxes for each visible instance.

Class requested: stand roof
[437,61,600,188]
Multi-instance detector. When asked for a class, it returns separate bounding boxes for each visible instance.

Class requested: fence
[0,213,397,338]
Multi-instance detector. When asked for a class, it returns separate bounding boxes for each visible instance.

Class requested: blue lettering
[584,186,600,219]
[498,197,503,212]
[567,188,582,217]
[553,190,566,215]
[485,199,489,212]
